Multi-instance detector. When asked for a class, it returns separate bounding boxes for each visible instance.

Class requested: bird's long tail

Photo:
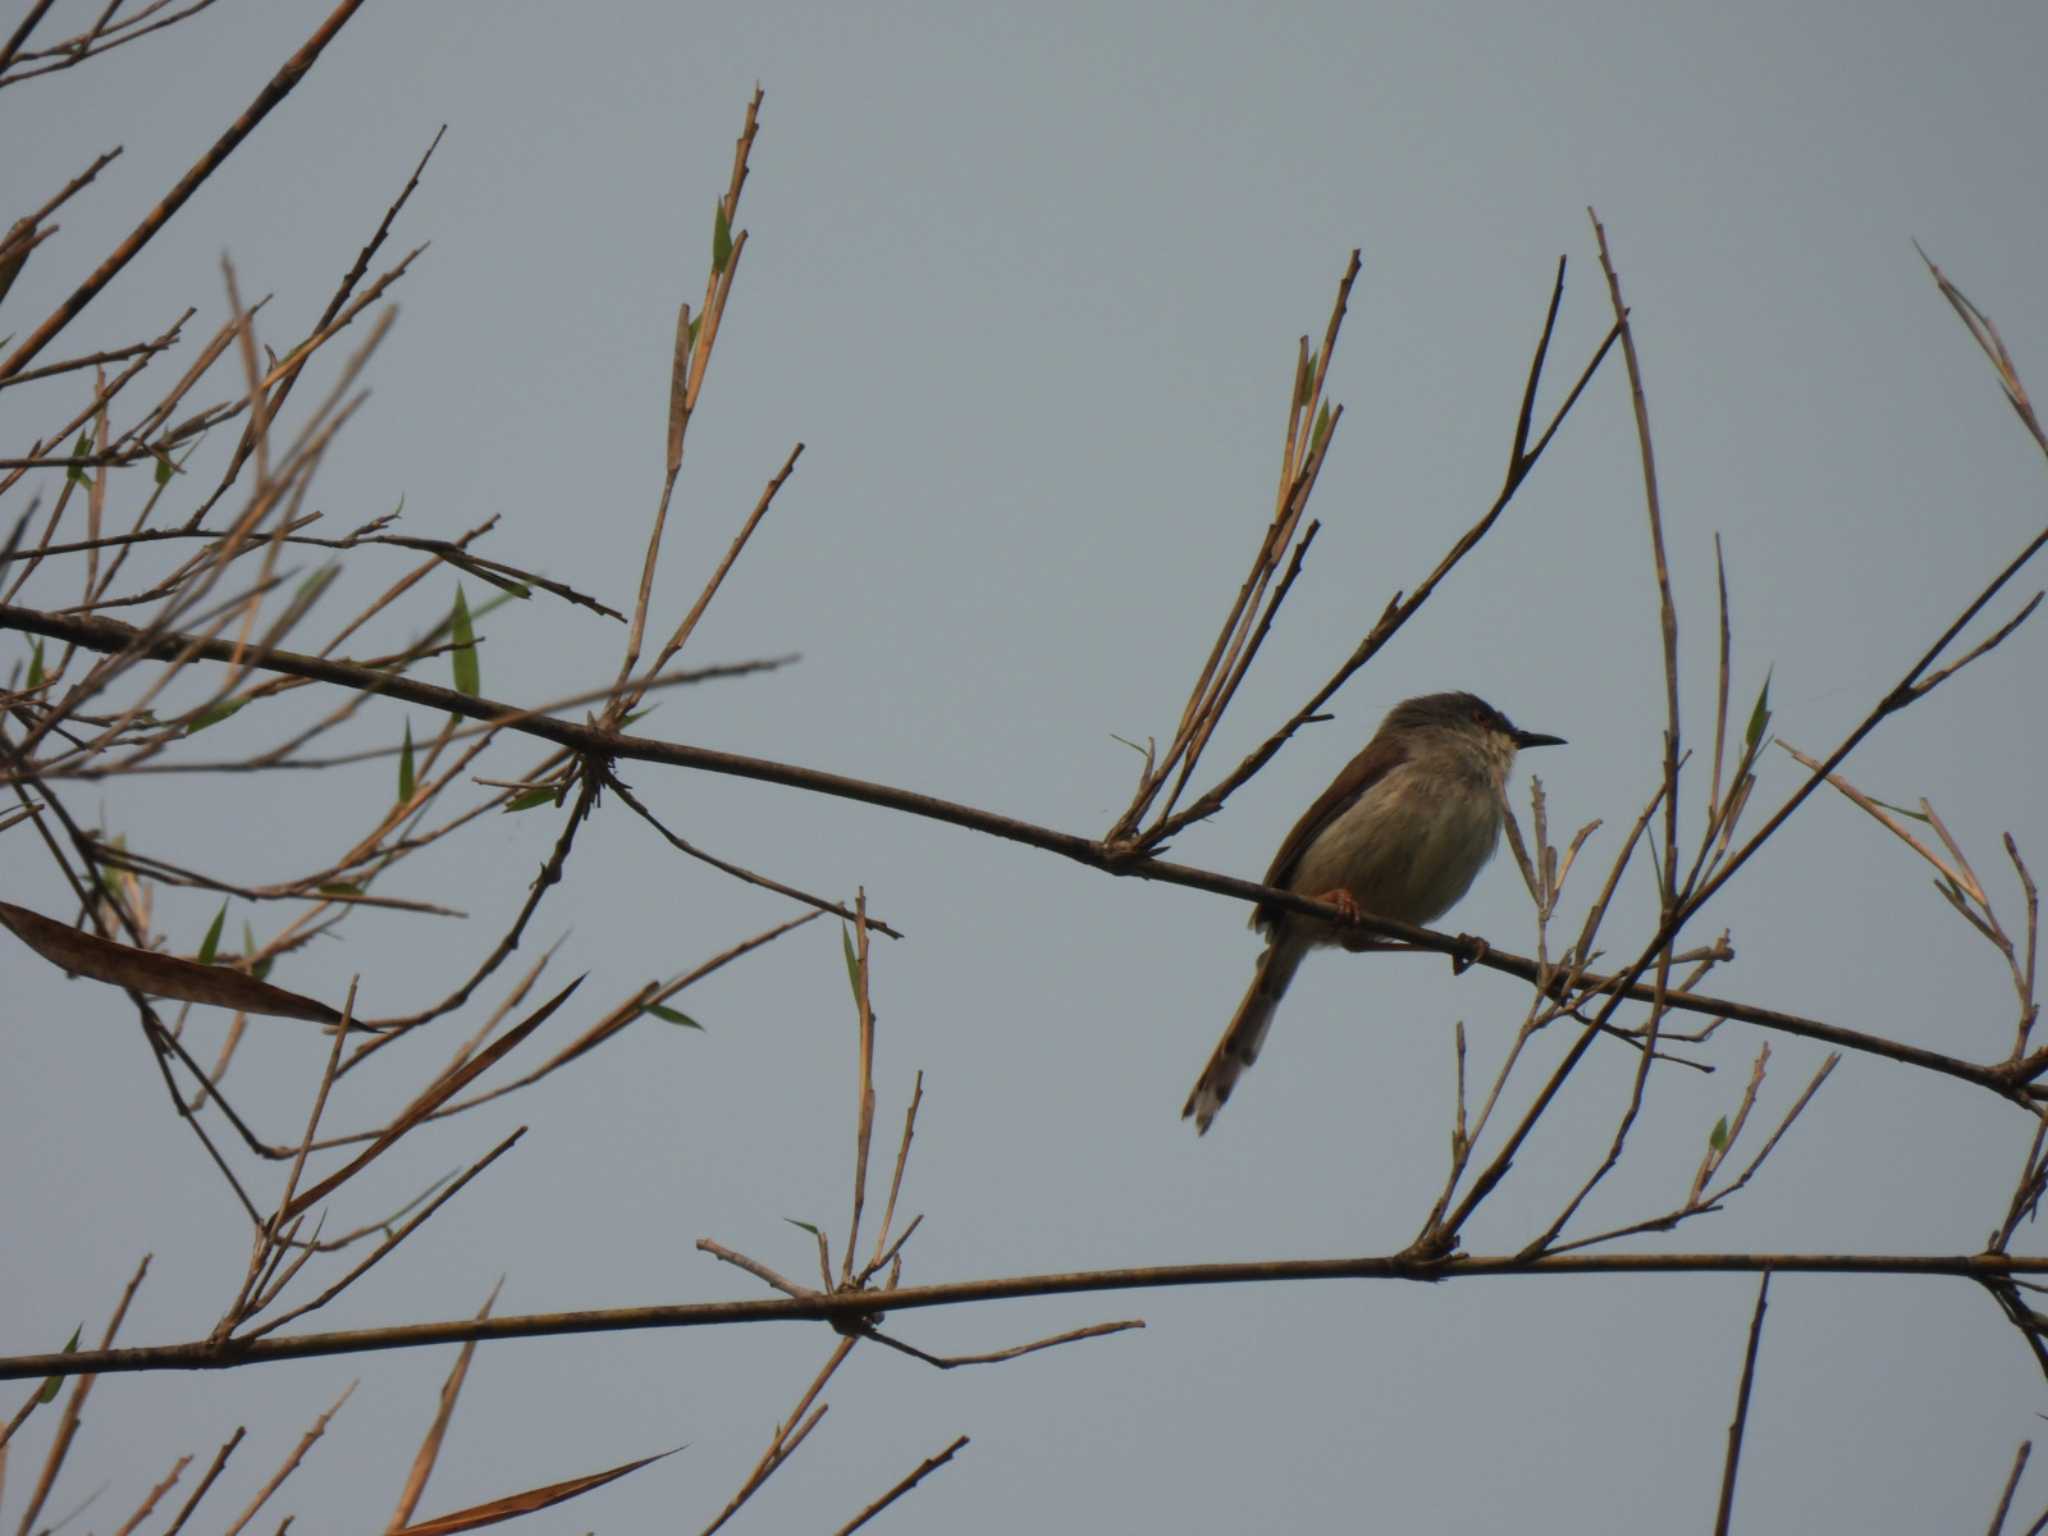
[1182,937,1307,1135]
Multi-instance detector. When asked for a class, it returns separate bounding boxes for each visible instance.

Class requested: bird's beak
[1513,729,1566,750]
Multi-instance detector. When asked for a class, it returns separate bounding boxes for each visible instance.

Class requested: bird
[1183,691,1564,1134]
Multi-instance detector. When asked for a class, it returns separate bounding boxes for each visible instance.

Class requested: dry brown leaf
[0,899,343,1025]
[389,1448,679,1535]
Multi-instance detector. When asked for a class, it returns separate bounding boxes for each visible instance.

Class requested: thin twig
[831,1436,969,1536]
[1991,1441,2032,1536]
[1714,1273,1772,1536]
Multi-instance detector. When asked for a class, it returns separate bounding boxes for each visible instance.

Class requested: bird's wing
[1257,734,1412,914]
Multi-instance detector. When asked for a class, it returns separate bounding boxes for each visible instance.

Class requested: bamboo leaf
[642,1004,702,1030]
[0,900,339,1024]
[841,924,861,1002]
[37,1327,81,1403]
[711,203,733,276]
[471,586,521,621]
[388,1447,680,1535]
[198,901,227,965]
[397,719,416,803]
[242,920,273,981]
[184,697,246,735]
[450,584,480,697]
[1743,668,1773,757]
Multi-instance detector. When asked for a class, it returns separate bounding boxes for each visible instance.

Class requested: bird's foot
[1451,933,1489,974]
[1312,888,1365,923]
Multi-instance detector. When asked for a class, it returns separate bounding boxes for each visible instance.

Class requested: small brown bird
[1183,691,1563,1133]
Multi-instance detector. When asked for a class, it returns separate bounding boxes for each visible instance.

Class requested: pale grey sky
[6,2,2048,1531]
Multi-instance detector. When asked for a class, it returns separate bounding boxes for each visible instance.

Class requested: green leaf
[317,882,360,896]
[1312,400,1333,454]
[1296,351,1318,407]
[783,1217,821,1237]
[1708,1115,1729,1151]
[153,450,174,486]
[397,720,415,803]
[184,697,246,735]
[241,921,273,980]
[198,901,227,965]
[711,203,733,276]
[26,638,43,689]
[472,587,522,621]
[1871,795,1934,825]
[67,430,92,487]
[841,925,862,1002]
[450,584,480,697]
[688,315,701,346]
[96,840,125,900]
[37,1327,80,1402]
[642,1004,703,1030]
[1743,668,1773,757]
[505,786,558,812]
[296,565,337,605]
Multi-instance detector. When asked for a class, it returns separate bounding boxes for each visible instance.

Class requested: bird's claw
[1452,933,1489,974]
[1313,888,1366,923]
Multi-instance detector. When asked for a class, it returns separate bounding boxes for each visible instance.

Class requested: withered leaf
[389,1447,679,1534]
[0,900,343,1025]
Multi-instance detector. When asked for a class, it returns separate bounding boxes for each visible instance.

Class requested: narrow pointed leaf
[450,584,480,697]
[1743,668,1773,756]
[1709,1115,1729,1151]
[240,917,275,980]
[471,586,522,621]
[0,899,340,1023]
[841,925,861,1001]
[184,697,246,735]
[37,1327,81,1403]
[642,1004,703,1029]
[198,901,227,965]
[388,1447,680,1535]
[398,719,416,803]
[711,203,733,276]
[96,843,125,901]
